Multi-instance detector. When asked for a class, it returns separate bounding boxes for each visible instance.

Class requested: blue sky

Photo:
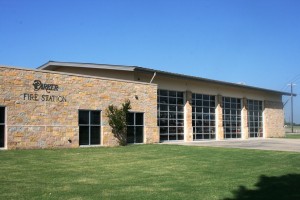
[0,0,299,123]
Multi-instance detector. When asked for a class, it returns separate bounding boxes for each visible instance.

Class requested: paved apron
[163,138,300,152]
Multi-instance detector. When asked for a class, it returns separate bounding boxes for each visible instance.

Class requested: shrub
[105,100,131,146]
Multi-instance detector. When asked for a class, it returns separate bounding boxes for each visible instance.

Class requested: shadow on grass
[224,174,300,200]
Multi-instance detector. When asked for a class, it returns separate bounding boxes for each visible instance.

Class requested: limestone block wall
[263,100,285,138]
[184,91,193,142]
[241,98,249,139]
[216,95,224,140]
[0,66,159,149]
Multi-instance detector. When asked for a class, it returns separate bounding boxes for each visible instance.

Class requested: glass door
[127,113,144,144]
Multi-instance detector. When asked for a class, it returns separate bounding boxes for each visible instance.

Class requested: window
[158,89,184,141]
[248,100,263,138]
[222,97,242,139]
[127,112,144,143]
[192,94,216,140]
[0,106,5,148]
[79,110,101,145]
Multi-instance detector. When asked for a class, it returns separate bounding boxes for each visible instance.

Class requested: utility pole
[288,83,296,133]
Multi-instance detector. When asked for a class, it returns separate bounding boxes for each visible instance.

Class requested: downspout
[150,72,156,83]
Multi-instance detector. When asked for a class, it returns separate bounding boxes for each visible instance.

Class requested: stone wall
[184,91,193,142]
[241,98,249,139]
[216,95,224,140]
[0,66,159,149]
[264,100,285,138]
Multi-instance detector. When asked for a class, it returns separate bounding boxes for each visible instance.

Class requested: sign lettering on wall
[32,80,59,93]
[22,80,67,102]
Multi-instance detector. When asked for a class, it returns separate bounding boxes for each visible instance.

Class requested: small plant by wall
[105,99,131,146]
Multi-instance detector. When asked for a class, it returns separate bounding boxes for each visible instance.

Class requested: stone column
[242,98,249,139]
[184,91,193,142]
[263,100,285,138]
[216,94,224,140]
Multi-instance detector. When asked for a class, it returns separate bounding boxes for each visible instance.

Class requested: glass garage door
[192,93,216,140]
[158,89,184,141]
[0,107,5,148]
[248,100,263,138]
[222,97,242,139]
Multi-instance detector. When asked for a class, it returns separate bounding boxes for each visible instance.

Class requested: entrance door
[127,113,144,144]
[0,107,5,148]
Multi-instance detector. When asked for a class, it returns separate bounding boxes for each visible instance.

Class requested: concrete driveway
[163,138,300,152]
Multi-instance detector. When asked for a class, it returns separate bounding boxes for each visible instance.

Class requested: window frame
[127,112,144,144]
[0,106,5,148]
[78,110,101,146]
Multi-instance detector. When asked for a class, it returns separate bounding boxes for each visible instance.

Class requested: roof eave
[37,61,293,97]
[37,61,136,71]
[134,67,293,96]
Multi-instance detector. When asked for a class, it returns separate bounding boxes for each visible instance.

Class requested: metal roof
[38,61,136,71]
[38,61,293,96]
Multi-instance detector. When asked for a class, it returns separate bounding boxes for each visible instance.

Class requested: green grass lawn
[285,134,300,139]
[1,145,300,200]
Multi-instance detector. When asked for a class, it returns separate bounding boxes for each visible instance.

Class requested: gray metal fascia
[134,67,293,96]
[37,61,136,71]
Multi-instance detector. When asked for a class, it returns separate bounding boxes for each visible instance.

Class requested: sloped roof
[38,61,293,96]
[38,61,136,71]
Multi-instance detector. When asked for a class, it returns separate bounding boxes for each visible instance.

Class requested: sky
[0,0,300,123]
